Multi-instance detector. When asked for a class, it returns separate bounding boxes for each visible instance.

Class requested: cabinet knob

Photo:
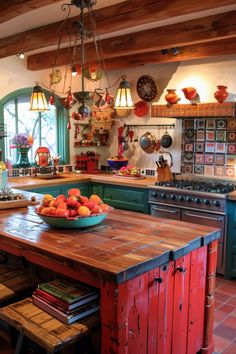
[176,266,186,273]
[154,277,163,283]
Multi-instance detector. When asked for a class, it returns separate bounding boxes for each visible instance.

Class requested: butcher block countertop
[8,173,157,190]
[0,203,220,285]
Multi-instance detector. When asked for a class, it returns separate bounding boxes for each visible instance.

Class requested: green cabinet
[225,201,236,279]
[27,183,90,198]
[102,184,148,213]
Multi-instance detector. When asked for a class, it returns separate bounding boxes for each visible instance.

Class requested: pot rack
[123,123,175,129]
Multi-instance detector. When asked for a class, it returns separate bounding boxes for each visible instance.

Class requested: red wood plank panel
[187,246,207,354]
[172,255,190,354]
[157,262,174,354]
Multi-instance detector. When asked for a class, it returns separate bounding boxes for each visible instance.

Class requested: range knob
[186,196,192,202]
[204,199,211,206]
[152,192,158,198]
[160,193,167,199]
[179,195,184,201]
[171,194,177,200]
[195,198,201,204]
[214,200,220,207]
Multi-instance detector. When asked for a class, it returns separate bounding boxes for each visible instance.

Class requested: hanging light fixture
[44,0,134,117]
[114,75,134,109]
[29,82,49,111]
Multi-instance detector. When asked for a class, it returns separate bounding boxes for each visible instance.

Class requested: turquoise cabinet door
[225,201,236,279]
[91,183,104,198]
[29,186,62,197]
[103,185,148,213]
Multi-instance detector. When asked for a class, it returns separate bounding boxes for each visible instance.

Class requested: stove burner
[155,180,236,194]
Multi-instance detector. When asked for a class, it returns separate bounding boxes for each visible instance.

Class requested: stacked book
[32,279,99,324]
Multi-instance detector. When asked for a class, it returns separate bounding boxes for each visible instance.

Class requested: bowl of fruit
[35,188,112,229]
[115,165,144,179]
[107,156,128,170]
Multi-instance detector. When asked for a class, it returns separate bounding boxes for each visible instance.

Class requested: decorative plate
[134,100,149,117]
[35,209,111,229]
[136,75,158,101]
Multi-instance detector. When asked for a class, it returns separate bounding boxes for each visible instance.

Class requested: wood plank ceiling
[1,0,236,71]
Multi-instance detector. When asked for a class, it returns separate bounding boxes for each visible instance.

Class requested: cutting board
[0,197,30,209]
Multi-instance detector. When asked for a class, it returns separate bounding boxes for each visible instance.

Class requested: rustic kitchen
[0,1,236,354]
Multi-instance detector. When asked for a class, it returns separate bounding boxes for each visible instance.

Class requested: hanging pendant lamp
[29,82,49,111]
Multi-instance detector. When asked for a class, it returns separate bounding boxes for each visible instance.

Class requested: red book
[32,295,100,325]
[34,288,98,311]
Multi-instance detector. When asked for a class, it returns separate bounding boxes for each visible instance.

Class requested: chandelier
[29,0,134,115]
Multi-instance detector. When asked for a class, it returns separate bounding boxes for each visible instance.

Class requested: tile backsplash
[181,118,236,178]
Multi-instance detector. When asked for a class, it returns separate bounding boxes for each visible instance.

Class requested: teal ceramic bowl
[35,209,110,229]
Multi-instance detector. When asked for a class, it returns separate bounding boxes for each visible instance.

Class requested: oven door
[182,209,226,274]
[150,203,181,220]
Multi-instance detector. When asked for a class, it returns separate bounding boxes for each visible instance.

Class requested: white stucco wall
[1,53,236,175]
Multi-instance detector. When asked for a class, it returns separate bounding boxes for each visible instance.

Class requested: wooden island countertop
[0,196,220,354]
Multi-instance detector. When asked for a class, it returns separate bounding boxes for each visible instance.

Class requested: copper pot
[140,132,160,154]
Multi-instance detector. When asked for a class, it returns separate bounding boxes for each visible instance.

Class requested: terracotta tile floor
[0,276,235,354]
[214,276,236,354]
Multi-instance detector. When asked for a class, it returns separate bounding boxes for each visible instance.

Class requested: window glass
[4,95,57,165]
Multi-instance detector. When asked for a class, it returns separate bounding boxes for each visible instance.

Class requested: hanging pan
[140,132,160,154]
[160,128,172,149]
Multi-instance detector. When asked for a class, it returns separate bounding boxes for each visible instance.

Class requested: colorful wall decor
[181,118,236,178]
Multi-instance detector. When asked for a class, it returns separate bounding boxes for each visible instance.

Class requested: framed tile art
[204,165,214,176]
[227,143,236,154]
[226,155,236,165]
[195,142,205,152]
[227,119,236,130]
[215,166,225,176]
[226,167,235,178]
[204,154,214,164]
[184,143,194,152]
[205,142,215,153]
[215,130,226,142]
[196,130,205,141]
[215,143,226,154]
[216,119,226,129]
[227,132,236,141]
[215,154,225,166]
[206,119,216,129]
[206,130,215,141]
[197,119,205,129]
[194,165,204,174]
[195,153,204,164]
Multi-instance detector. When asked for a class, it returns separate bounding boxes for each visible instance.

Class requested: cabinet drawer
[103,186,147,212]
[150,203,181,220]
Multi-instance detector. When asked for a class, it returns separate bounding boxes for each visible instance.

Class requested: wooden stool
[0,265,39,304]
[0,297,99,354]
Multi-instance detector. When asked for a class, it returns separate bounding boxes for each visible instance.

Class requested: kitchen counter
[228,189,236,201]
[0,200,220,354]
[8,172,157,190]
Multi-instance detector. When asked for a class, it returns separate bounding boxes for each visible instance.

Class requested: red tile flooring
[0,276,236,354]
[213,276,236,354]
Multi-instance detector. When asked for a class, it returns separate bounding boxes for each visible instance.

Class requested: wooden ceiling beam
[27,10,236,70]
[1,0,236,59]
[89,37,236,71]
[0,0,62,24]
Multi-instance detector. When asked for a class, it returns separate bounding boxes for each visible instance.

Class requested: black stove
[155,180,236,194]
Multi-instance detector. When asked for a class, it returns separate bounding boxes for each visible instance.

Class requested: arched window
[0,88,70,166]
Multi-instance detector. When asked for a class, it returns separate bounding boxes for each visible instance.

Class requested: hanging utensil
[140,131,158,154]
[160,127,173,149]
[134,127,139,142]
[128,127,134,142]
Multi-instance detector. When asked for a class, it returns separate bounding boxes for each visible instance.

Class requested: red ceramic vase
[165,89,180,105]
[214,85,228,103]
[182,87,197,100]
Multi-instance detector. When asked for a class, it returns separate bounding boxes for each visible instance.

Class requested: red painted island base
[101,241,217,354]
[0,204,219,354]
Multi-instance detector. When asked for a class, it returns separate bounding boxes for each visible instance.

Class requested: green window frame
[0,88,70,164]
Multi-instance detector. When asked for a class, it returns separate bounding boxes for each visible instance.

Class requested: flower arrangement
[11,133,34,149]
